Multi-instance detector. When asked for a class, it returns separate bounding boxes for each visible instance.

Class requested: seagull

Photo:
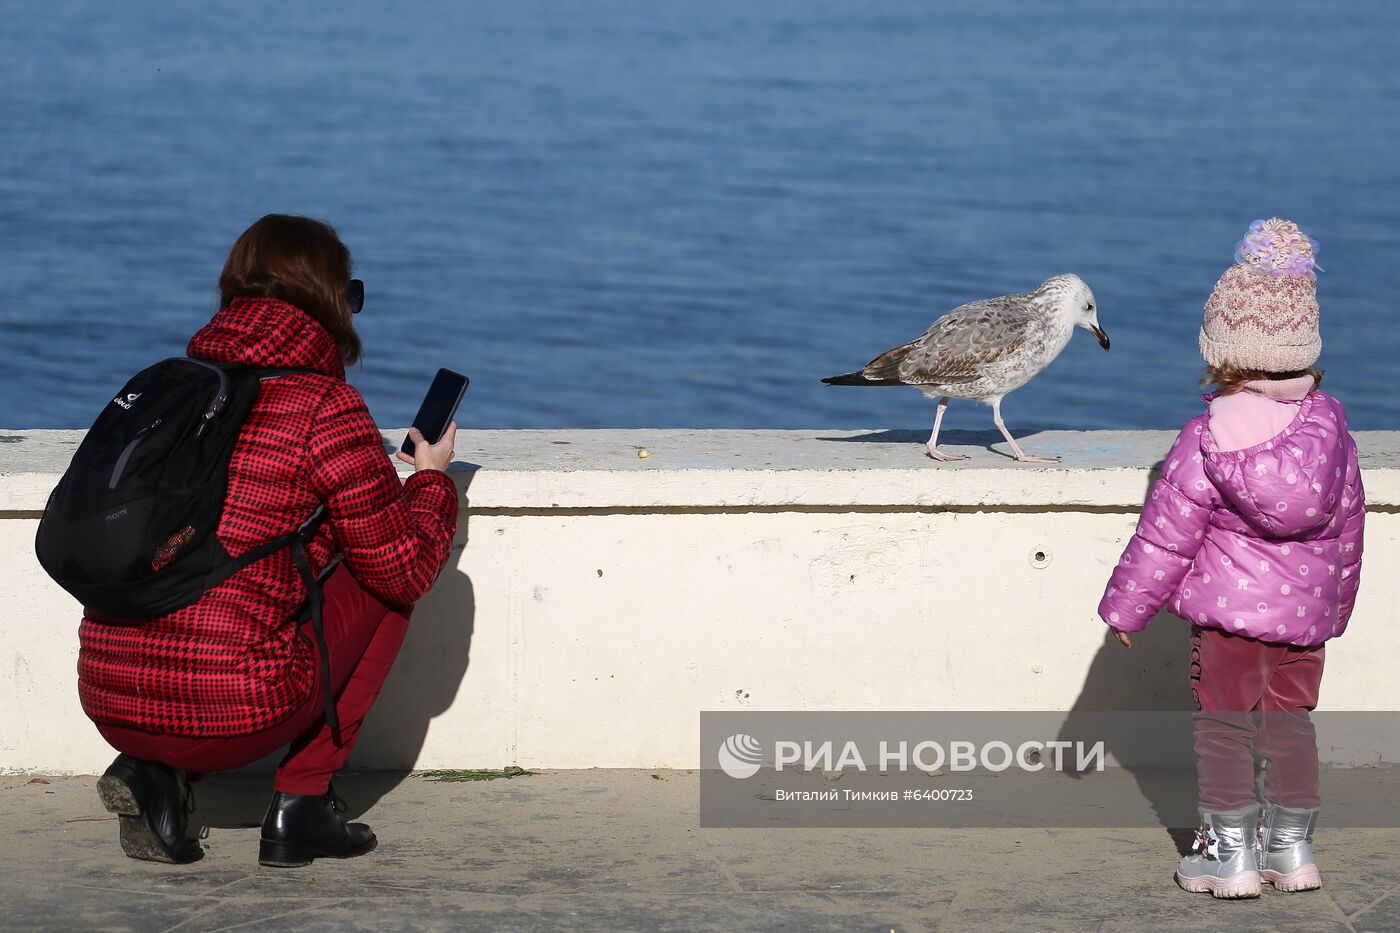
[821,274,1109,463]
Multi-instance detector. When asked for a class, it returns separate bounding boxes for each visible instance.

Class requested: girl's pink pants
[1190,625,1324,811]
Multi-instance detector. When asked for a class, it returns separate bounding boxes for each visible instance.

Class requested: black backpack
[37,356,341,731]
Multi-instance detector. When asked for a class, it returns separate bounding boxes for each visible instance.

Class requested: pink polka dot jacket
[1098,391,1364,647]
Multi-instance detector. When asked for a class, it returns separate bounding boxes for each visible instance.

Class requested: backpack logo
[112,392,142,410]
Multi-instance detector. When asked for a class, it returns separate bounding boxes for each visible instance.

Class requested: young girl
[1097,218,1365,899]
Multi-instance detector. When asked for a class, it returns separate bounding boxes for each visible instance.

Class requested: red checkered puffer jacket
[77,298,458,737]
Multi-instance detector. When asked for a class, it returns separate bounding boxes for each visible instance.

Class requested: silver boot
[1259,800,1322,892]
[1175,805,1263,898]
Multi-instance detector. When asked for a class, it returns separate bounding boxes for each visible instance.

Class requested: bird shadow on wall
[196,460,478,828]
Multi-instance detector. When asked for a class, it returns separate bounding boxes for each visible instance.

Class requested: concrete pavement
[4,769,1399,932]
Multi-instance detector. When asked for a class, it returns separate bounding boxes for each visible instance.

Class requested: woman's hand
[395,422,457,473]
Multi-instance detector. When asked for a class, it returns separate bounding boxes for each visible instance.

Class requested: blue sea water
[1,0,1398,433]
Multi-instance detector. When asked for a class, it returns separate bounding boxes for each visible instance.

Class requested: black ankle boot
[96,754,204,864]
[258,784,376,867]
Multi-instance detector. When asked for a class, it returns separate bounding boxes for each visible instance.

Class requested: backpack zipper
[104,358,231,487]
[183,358,232,438]
[108,418,163,490]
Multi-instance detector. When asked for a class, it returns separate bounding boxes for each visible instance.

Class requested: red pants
[97,566,410,795]
[1190,626,1325,811]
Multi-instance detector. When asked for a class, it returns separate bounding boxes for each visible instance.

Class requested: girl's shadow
[1058,621,1200,855]
[1057,453,1200,854]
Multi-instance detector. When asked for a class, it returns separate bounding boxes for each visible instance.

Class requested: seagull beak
[1090,324,1110,351]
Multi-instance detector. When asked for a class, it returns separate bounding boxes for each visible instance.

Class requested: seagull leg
[926,397,969,461]
[991,398,1059,463]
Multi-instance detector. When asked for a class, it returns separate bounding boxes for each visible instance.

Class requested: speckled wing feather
[860,295,1034,385]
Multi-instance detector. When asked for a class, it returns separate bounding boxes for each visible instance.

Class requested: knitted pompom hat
[1200,218,1322,372]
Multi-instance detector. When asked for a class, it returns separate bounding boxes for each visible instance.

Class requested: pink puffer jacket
[1099,391,1364,647]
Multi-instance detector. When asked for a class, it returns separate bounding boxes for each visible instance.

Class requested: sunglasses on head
[347,278,364,315]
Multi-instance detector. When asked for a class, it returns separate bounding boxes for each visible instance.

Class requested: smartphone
[402,369,469,458]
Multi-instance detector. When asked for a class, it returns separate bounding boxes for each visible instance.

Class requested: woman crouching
[78,214,459,867]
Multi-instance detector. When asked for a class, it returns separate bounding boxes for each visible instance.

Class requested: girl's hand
[1112,630,1132,649]
[396,422,457,473]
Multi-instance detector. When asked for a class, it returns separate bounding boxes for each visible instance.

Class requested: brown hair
[1202,364,1323,397]
[218,214,361,364]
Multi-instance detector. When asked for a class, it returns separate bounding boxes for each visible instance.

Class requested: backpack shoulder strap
[186,354,339,731]
[227,505,330,571]
[227,504,341,736]
[290,526,341,739]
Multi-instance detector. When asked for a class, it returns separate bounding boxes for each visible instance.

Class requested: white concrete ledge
[6,428,1400,512]
[3,428,1399,773]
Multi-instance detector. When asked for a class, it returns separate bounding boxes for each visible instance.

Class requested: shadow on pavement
[201,465,477,827]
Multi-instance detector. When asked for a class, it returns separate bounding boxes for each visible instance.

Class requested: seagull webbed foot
[926,443,970,462]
